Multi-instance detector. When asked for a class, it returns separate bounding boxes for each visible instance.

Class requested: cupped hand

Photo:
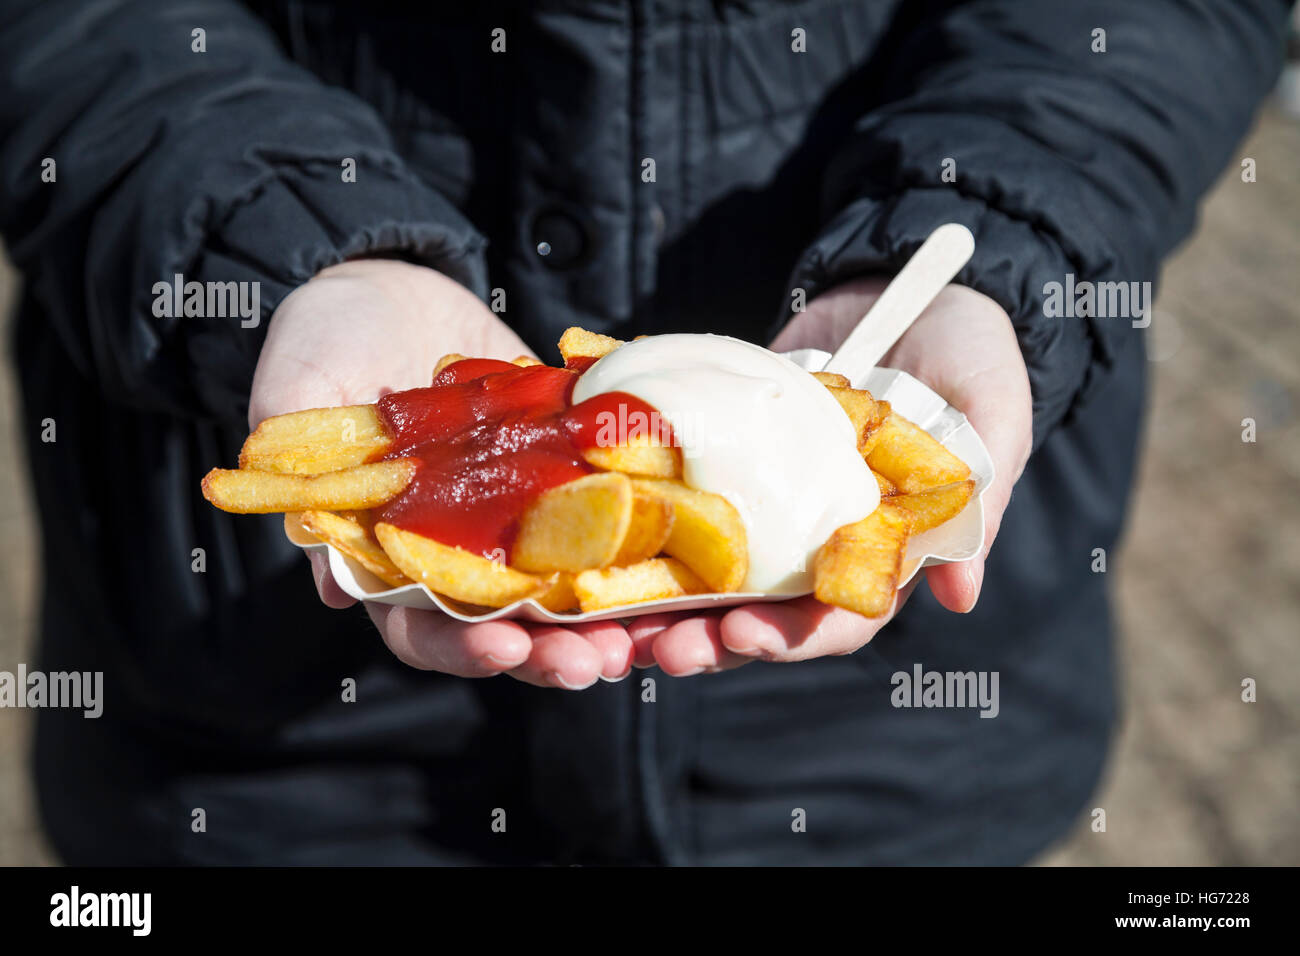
[250,259,634,689]
[628,279,1033,676]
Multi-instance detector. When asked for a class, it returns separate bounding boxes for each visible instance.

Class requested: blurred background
[1,99,1297,868]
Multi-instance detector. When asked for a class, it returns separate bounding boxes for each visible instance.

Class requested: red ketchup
[373,359,665,561]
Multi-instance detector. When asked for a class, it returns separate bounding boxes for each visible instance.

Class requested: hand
[250,259,634,689]
[626,279,1032,676]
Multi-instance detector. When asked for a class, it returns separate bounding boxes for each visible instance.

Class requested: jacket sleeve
[785,0,1291,449]
[0,0,488,423]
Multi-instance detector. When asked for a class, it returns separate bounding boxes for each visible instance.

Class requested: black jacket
[1,0,1288,864]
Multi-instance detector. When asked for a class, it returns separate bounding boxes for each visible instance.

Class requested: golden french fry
[285,510,377,541]
[202,460,416,514]
[630,478,747,592]
[534,573,579,613]
[581,442,682,478]
[239,405,391,474]
[812,371,851,388]
[857,399,891,456]
[511,355,542,367]
[297,509,411,588]
[283,509,376,540]
[373,523,545,607]
[865,411,971,493]
[512,472,633,573]
[826,386,888,454]
[341,509,377,530]
[559,327,624,366]
[887,479,975,533]
[573,558,707,612]
[872,470,898,497]
[433,353,469,376]
[813,502,913,618]
[613,487,675,566]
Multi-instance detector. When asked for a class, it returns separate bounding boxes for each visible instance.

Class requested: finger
[367,603,532,677]
[506,626,606,690]
[627,613,681,669]
[570,620,635,682]
[925,560,981,614]
[926,376,1027,614]
[925,495,1002,612]
[308,550,358,609]
[648,613,751,676]
[720,595,891,662]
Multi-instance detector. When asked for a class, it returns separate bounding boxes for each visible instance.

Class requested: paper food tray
[285,349,995,622]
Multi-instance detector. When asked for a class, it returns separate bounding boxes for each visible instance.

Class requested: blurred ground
[0,106,1296,868]
[0,248,48,865]
[1037,103,1300,865]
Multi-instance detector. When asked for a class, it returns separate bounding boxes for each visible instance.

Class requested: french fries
[374,522,546,607]
[559,327,624,366]
[239,405,390,474]
[872,470,899,497]
[613,487,675,566]
[865,411,971,494]
[630,478,748,593]
[888,479,976,533]
[812,371,850,388]
[534,572,579,613]
[433,353,469,376]
[512,472,633,573]
[573,558,706,612]
[580,441,682,478]
[295,509,411,588]
[201,460,416,513]
[814,503,913,619]
[202,330,976,621]
[826,386,889,454]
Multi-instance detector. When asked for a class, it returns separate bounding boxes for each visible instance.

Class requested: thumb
[924,365,1031,612]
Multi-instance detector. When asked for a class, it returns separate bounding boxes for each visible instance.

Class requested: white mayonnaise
[571,334,879,593]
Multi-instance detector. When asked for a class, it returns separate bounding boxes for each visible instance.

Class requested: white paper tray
[286,349,994,622]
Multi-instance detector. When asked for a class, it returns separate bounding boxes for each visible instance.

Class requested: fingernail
[674,665,707,678]
[481,653,525,669]
[547,671,597,691]
[745,621,784,657]
[964,564,982,611]
[599,669,632,683]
